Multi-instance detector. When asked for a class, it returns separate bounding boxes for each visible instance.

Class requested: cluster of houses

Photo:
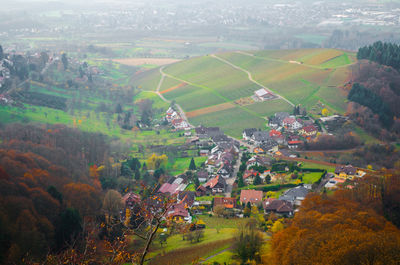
[166,107,191,131]
[242,112,320,154]
[0,57,11,89]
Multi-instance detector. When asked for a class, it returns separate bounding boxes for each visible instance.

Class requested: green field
[129,48,356,138]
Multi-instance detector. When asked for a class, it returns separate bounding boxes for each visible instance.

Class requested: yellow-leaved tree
[146,154,168,170]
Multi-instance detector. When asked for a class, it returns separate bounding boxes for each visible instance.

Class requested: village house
[251,131,271,145]
[243,169,259,185]
[279,185,310,206]
[121,192,141,208]
[240,189,263,205]
[204,175,226,194]
[258,140,279,154]
[263,199,293,216]
[243,128,258,141]
[166,203,191,223]
[196,170,209,183]
[247,155,272,168]
[288,140,303,149]
[213,197,237,209]
[299,125,318,137]
[282,117,303,131]
[158,177,187,194]
[334,165,357,180]
[178,191,196,208]
[217,162,232,178]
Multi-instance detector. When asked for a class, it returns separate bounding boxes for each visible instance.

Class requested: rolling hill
[131,48,356,138]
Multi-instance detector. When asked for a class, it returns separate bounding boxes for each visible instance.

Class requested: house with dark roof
[279,185,310,206]
[240,189,263,205]
[263,199,293,216]
[166,203,191,223]
[251,131,271,145]
[275,112,290,124]
[259,140,279,154]
[282,117,302,131]
[335,165,357,180]
[243,128,258,141]
[217,163,232,178]
[196,185,207,197]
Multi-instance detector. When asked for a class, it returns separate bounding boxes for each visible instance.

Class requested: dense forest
[0,123,109,263]
[357,41,400,71]
[266,174,400,265]
[348,51,400,139]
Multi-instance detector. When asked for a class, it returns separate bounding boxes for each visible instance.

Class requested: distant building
[254,88,275,101]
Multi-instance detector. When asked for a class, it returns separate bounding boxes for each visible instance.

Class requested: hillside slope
[131,48,355,138]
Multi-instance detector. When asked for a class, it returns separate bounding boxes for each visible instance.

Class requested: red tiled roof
[243,169,258,180]
[269,129,282,137]
[240,190,263,204]
[288,140,303,145]
[214,197,236,208]
[302,125,317,133]
[205,175,220,188]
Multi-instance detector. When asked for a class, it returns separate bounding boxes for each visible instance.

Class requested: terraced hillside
[131,48,356,138]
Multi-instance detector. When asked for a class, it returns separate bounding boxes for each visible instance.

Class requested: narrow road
[211,54,295,107]
[201,246,233,264]
[155,66,194,128]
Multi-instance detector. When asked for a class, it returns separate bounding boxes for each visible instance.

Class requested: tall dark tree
[0,45,3,60]
[55,208,82,249]
[254,174,262,185]
[189,157,196,170]
[61,53,68,70]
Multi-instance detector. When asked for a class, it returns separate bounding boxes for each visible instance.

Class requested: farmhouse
[254,88,275,101]
[240,189,263,205]
[167,203,191,223]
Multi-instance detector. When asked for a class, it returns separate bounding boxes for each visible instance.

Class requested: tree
[271,220,284,233]
[189,157,196,171]
[237,172,245,188]
[55,208,82,249]
[146,154,168,170]
[321,108,329,117]
[254,174,262,185]
[61,53,68,70]
[234,221,263,263]
[47,185,63,203]
[0,45,4,60]
[213,205,225,217]
[102,190,123,224]
[115,103,123,114]
[243,206,251,218]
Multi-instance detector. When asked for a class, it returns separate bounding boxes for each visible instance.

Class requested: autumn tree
[103,190,123,224]
[146,154,168,170]
[267,192,400,265]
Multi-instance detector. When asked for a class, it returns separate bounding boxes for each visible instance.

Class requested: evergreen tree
[0,45,3,60]
[237,172,245,188]
[61,53,68,70]
[189,157,196,170]
[254,174,262,185]
[134,167,141,181]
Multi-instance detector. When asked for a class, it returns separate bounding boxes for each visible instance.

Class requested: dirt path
[154,67,194,128]
[201,246,233,264]
[211,54,295,107]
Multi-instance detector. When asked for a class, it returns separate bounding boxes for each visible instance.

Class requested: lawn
[302,172,324,184]
[166,157,208,176]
